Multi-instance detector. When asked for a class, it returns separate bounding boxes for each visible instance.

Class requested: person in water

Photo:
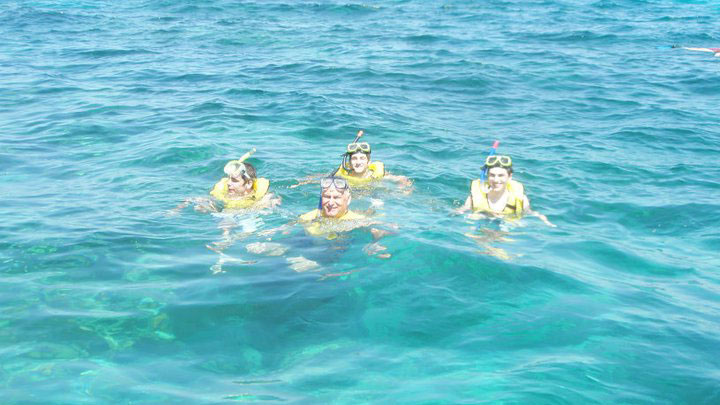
[297,176,384,231]
[257,176,392,272]
[208,160,280,211]
[168,156,281,273]
[291,135,413,194]
[334,141,413,191]
[170,159,280,215]
[457,155,555,227]
[678,46,720,57]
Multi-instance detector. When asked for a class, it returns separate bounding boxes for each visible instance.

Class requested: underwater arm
[384,172,414,193]
[166,197,219,216]
[366,221,397,259]
[454,196,473,215]
[290,172,329,189]
[255,192,282,210]
[523,196,556,228]
[257,218,300,238]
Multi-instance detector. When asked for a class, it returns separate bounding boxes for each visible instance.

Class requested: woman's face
[350,152,369,174]
[487,166,511,191]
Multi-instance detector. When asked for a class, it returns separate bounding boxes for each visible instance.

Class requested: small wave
[271,2,382,14]
[127,145,220,167]
[403,34,447,43]
[164,73,221,83]
[75,49,159,59]
[528,30,620,44]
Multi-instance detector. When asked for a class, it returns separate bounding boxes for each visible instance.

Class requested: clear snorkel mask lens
[346,142,371,154]
[224,161,249,180]
[320,176,349,191]
[484,155,512,168]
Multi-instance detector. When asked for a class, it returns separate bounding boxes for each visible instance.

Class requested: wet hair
[243,162,257,179]
[485,164,513,175]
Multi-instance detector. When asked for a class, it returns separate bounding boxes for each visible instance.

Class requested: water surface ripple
[1,0,719,404]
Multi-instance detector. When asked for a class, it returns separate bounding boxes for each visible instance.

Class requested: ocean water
[2,0,719,403]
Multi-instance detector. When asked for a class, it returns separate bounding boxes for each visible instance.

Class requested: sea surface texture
[2,0,719,403]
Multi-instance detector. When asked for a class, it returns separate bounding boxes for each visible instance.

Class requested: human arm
[166,197,219,216]
[290,172,330,188]
[257,219,298,238]
[522,195,556,228]
[365,222,398,259]
[682,47,720,57]
[254,192,282,210]
[683,47,716,53]
[384,172,413,194]
[454,196,473,215]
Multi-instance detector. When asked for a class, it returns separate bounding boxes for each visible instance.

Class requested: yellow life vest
[299,209,366,239]
[470,179,525,218]
[335,161,385,187]
[209,177,269,210]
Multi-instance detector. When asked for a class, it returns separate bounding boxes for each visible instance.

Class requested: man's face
[487,167,511,192]
[321,187,351,218]
[228,176,252,195]
[350,152,369,174]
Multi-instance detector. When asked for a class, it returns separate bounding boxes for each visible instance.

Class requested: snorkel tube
[238,147,256,163]
[321,132,364,209]
[340,130,364,173]
[480,140,500,183]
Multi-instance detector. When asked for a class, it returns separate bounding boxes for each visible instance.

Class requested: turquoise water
[2,0,720,403]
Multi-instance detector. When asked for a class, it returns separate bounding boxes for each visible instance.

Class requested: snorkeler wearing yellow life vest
[168,148,280,215]
[334,141,385,187]
[167,149,281,273]
[291,130,412,193]
[209,160,275,210]
[335,138,413,191]
[457,155,555,227]
[255,176,392,271]
[298,176,368,236]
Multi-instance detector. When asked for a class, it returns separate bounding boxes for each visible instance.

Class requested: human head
[484,155,513,192]
[320,176,351,218]
[346,142,371,175]
[225,161,257,194]
[224,160,257,179]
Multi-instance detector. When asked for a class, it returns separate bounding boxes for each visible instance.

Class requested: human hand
[165,208,181,217]
[287,256,319,272]
[539,214,557,228]
[363,242,391,258]
[370,227,392,240]
[467,213,487,221]
[369,198,384,208]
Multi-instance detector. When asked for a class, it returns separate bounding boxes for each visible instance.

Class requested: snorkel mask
[223,148,257,181]
[483,155,512,169]
[342,142,371,172]
[224,160,250,180]
[346,142,371,154]
[321,176,349,191]
[317,176,349,209]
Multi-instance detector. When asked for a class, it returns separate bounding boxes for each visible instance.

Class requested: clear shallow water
[2,0,719,403]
